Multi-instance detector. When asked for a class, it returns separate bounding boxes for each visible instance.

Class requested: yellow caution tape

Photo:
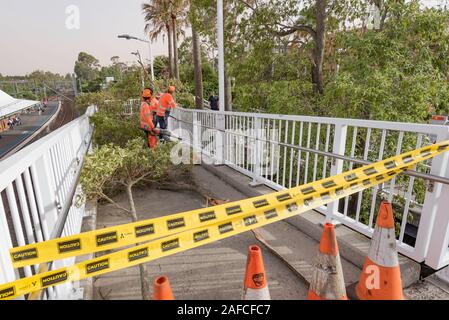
[1,140,448,300]
[1,167,403,300]
[10,140,448,269]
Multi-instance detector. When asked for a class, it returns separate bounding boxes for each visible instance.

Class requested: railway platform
[0,101,59,159]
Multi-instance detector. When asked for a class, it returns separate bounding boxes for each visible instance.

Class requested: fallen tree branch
[99,192,132,215]
[155,182,218,201]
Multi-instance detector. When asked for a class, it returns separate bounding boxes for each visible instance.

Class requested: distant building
[102,77,116,89]
[105,77,115,84]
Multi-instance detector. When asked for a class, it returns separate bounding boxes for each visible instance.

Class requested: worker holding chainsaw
[140,88,160,149]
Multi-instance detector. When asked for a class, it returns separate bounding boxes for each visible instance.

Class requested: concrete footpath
[192,166,362,287]
[92,166,312,300]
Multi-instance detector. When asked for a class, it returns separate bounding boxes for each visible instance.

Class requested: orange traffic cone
[356,201,404,300]
[242,245,270,300]
[153,276,175,300]
[308,223,347,300]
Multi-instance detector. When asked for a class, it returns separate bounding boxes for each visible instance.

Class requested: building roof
[0,90,39,119]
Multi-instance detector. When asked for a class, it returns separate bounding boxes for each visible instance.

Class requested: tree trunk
[312,0,326,94]
[172,18,180,80]
[126,185,138,222]
[126,184,151,300]
[192,27,204,109]
[167,24,174,78]
[224,68,232,111]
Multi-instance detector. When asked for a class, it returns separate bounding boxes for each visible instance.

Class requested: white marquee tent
[0,89,39,119]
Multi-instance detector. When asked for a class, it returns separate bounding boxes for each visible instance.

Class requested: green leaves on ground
[81,139,172,201]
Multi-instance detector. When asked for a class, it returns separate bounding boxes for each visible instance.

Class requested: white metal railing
[123,97,212,115]
[124,99,141,115]
[0,105,96,299]
[170,107,449,269]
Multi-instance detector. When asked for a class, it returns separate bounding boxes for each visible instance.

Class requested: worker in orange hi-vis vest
[149,92,159,127]
[156,86,177,130]
[140,88,160,150]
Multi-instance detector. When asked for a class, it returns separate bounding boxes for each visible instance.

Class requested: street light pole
[118,34,155,82]
[148,39,155,81]
[217,0,225,112]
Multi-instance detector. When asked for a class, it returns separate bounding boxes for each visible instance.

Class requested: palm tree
[189,3,203,108]
[192,26,203,109]
[169,0,188,81]
[142,0,174,78]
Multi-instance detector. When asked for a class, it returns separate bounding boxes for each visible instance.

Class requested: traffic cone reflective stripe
[356,201,404,300]
[154,276,175,300]
[242,245,270,300]
[308,223,347,300]
[367,220,399,267]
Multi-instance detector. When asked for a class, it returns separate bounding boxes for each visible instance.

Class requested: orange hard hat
[168,86,176,93]
[142,88,152,99]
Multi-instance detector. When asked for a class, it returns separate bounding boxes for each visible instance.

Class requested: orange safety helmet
[168,86,176,93]
[142,88,152,99]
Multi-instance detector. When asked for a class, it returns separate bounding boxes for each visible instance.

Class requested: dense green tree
[177,37,218,99]
[153,55,170,78]
[74,52,100,82]
[321,2,449,122]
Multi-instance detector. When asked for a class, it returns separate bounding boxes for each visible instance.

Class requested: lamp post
[217,0,225,112]
[118,34,155,81]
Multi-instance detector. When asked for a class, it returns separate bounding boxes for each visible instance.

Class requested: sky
[0,0,446,76]
[0,0,172,76]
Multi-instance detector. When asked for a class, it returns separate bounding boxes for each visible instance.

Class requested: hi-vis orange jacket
[140,101,156,131]
[149,97,159,114]
[157,93,176,116]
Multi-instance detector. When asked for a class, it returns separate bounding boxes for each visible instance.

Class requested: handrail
[29,123,95,301]
[170,113,449,186]
[170,107,449,269]
[0,105,97,300]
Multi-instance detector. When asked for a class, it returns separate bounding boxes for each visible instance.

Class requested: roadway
[0,101,59,159]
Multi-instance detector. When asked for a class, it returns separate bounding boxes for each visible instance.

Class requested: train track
[48,96,78,131]
[0,96,79,161]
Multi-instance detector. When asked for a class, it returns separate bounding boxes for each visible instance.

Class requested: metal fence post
[250,116,262,186]
[325,123,348,222]
[192,111,201,165]
[167,107,173,132]
[0,200,16,286]
[420,130,449,268]
[214,112,226,165]
[178,109,182,133]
